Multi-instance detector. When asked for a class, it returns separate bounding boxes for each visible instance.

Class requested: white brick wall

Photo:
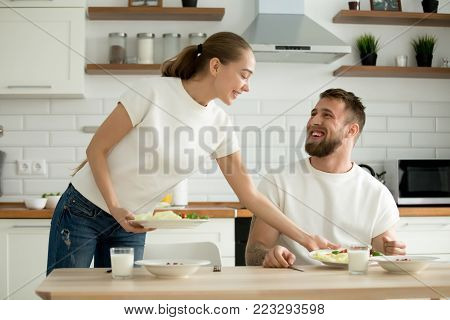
[1,0,450,201]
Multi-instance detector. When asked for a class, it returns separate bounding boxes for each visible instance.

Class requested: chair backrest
[143,241,222,267]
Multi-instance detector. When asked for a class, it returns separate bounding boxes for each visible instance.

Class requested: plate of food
[132,210,209,229]
[136,259,210,278]
[370,255,439,274]
[310,248,383,268]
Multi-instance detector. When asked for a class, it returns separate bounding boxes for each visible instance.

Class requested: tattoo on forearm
[245,242,269,266]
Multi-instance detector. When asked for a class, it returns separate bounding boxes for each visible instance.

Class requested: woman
[46,32,337,274]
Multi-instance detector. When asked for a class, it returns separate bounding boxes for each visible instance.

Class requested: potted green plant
[356,33,380,66]
[422,0,439,13]
[411,35,437,67]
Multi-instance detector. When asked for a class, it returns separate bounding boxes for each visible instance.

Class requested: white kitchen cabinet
[0,1,84,7]
[0,219,51,300]
[145,218,235,266]
[0,3,85,98]
[397,217,450,261]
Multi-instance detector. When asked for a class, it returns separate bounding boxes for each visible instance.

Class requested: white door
[0,8,84,97]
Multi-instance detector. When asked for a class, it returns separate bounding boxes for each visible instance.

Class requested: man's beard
[305,130,343,158]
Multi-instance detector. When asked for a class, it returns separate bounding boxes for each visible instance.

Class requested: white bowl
[135,259,210,278]
[45,195,61,209]
[25,198,47,210]
[370,255,438,274]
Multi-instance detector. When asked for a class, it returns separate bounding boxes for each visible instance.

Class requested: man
[246,88,406,268]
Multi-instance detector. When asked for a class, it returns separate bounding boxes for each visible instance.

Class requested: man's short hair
[320,88,366,134]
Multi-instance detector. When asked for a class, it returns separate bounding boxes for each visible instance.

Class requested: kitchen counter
[1,201,450,219]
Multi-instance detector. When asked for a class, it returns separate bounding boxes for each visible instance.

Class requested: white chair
[143,241,222,271]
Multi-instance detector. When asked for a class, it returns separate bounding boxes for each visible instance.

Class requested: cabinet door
[0,1,85,8]
[145,219,235,266]
[397,217,450,255]
[0,8,84,97]
[0,220,50,300]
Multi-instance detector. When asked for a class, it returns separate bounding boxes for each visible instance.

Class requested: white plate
[370,255,439,274]
[136,259,210,278]
[132,219,209,229]
[309,249,348,268]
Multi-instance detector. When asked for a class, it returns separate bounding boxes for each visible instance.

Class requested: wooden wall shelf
[333,66,450,79]
[87,6,225,21]
[85,64,162,75]
[333,10,450,27]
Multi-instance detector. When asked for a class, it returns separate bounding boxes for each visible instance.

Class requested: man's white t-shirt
[71,77,239,214]
[257,158,399,265]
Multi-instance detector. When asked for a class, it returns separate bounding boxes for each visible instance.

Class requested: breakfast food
[311,248,383,264]
[134,210,209,221]
[135,210,182,221]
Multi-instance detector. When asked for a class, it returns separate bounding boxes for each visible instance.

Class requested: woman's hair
[72,159,87,176]
[161,31,252,79]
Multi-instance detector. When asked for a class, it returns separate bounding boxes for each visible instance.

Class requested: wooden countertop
[1,201,450,219]
[36,265,450,300]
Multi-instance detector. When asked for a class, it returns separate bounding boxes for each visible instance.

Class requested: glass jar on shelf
[162,33,181,61]
[188,33,207,46]
[130,0,145,6]
[108,32,127,64]
[137,33,155,64]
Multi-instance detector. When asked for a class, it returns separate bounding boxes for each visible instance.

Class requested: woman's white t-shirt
[71,77,240,214]
[257,158,400,265]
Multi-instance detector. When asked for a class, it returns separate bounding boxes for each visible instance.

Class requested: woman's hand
[110,207,155,233]
[303,234,340,252]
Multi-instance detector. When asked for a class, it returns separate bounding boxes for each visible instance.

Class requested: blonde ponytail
[71,159,88,176]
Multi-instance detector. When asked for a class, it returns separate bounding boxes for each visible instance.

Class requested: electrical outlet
[31,160,47,176]
[17,160,32,175]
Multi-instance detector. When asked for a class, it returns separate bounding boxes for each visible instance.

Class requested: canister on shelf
[108,32,127,64]
[130,0,145,6]
[137,33,155,64]
[188,33,207,46]
[162,33,181,61]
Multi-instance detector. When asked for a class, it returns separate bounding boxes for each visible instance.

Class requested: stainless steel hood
[242,0,351,63]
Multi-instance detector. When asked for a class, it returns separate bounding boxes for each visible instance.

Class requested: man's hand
[304,234,340,252]
[382,236,406,255]
[263,245,296,268]
[110,207,155,233]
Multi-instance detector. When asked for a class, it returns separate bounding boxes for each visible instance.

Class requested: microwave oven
[385,159,450,205]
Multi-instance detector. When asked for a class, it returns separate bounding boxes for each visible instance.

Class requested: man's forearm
[245,242,269,266]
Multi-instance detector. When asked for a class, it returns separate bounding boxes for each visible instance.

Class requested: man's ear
[209,57,221,76]
[347,122,360,139]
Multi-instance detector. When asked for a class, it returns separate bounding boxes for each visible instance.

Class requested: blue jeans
[46,184,146,275]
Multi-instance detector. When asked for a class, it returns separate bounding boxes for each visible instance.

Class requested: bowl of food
[42,192,61,209]
[370,255,439,274]
[25,198,47,210]
[135,259,210,278]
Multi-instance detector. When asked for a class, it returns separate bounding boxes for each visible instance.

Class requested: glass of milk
[348,244,370,275]
[110,247,134,279]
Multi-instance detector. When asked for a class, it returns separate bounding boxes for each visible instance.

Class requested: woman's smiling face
[213,49,255,106]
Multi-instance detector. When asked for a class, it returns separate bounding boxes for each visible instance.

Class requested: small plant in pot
[422,0,439,13]
[182,0,197,7]
[412,35,437,67]
[356,33,380,66]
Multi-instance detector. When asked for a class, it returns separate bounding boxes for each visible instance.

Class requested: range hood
[242,0,351,63]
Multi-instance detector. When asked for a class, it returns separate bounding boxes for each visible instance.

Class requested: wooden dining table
[36,264,450,300]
